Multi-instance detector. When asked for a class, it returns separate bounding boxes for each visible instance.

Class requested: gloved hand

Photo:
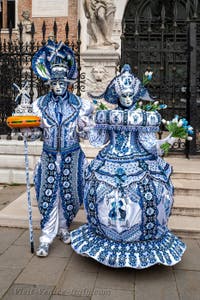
[20,127,42,141]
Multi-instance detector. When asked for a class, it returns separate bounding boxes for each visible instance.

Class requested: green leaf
[160,142,171,155]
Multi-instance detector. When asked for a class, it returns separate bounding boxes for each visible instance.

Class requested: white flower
[162,119,167,124]
[138,101,143,106]
[166,121,170,125]
[172,118,178,123]
[144,71,153,80]
[177,120,183,127]
[154,101,159,106]
[145,71,153,76]
[187,136,193,141]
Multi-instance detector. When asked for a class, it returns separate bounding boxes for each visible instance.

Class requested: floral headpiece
[103,64,152,104]
[32,40,77,82]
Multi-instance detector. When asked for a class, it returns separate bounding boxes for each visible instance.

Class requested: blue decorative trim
[94,124,160,132]
[43,142,80,155]
[38,92,81,128]
[35,151,59,229]
[59,148,84,227]
[35,146,84,229]
[71,225,186,269]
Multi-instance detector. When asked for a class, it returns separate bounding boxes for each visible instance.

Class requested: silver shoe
[36,242,50,257]
[59,231,71,244]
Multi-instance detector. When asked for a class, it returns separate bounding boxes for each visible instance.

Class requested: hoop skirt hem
[71,224,186,269]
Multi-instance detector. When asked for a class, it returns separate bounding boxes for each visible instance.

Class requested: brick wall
[3,0,78,43]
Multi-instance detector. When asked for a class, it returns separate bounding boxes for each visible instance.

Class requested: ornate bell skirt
[71,224,186,269]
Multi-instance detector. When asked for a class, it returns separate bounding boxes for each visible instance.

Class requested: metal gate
[121,0,200,155]
[0,21,84,138]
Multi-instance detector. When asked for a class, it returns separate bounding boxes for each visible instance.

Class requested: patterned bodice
[95,109,161,128]
[94,109,161,157]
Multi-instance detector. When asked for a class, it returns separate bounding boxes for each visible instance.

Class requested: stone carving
[21,10,32,33]
[87,65,110,94]
[83,0,119,49]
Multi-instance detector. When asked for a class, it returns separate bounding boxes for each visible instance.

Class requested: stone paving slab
[0,227,200,300]
[91,289,133,300]
[0,244,33,268]
[48,238,74,259]
[135,266,179,300]
[0,267,23,299]
[56,269,98,297]
[174,270,200,300]
[95,267,135,291]
[14,229,40,247]
[2,284,55,300]
[66,252,101,273]
[50,296,90,300]
[0,228,24,254]
[15,256,69,286]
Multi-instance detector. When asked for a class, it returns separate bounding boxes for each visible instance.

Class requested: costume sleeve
[88,127,110,147]
[138,131,160,156]
[77,98,94,139]
[139,131,177,156]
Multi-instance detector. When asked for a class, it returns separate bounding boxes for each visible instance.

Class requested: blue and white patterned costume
[33,93,92,238]
[71,65,186,269]
[31,41,93,250]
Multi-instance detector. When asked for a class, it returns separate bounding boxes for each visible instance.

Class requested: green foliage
[160,142,171,155]
[96,102,108,110]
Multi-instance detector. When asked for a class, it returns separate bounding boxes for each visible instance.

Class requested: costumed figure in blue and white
[31,40,93,257]
[70,64,186,269]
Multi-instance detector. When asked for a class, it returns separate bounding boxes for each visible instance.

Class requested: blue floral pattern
[71,225,186,269]
[71,109,186,268]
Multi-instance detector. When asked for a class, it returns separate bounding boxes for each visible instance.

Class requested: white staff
[23,133,35,253]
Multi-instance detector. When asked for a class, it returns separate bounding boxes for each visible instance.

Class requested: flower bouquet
[160,115,193,155]
[136,100,167,111]
[93,99,108,111]
[142,71,153,86]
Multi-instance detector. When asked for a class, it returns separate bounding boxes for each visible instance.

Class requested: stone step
[0,188,199,238]
[168,215,200,239]
[172,195,200,217]
[1,140,200,187]
[172,172,200,180]
[173,179,200,196]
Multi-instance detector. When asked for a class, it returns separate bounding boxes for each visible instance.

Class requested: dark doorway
[121,0,200,154]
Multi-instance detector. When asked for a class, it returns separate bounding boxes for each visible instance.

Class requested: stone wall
[2,0,79,42]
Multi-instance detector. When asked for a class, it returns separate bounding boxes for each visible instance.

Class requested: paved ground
[0,186,200,300]
[0,228,200,300]
[0,185,26,211]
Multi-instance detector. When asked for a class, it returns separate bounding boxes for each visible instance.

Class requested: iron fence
[0,20,85,138]
[121,0,200,155]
